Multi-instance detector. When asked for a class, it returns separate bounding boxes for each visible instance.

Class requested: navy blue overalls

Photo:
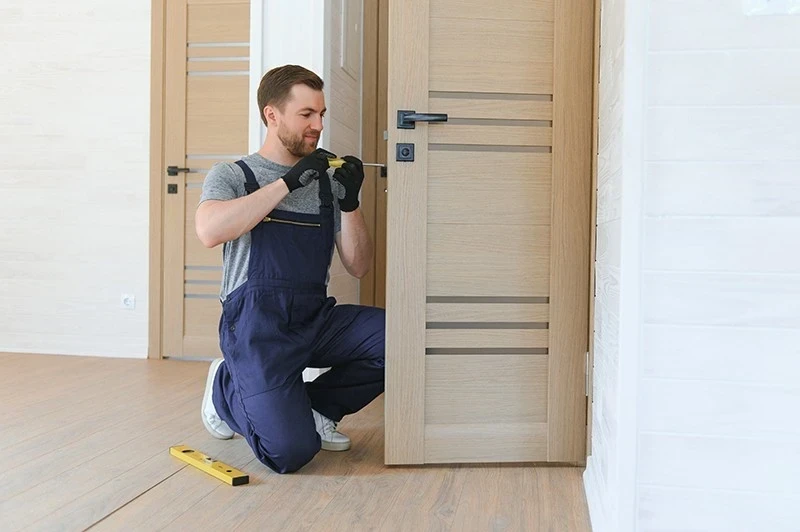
[211,160,385,474]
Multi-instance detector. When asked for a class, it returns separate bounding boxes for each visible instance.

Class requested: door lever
[397,110,448,129]
[167,166,190,176]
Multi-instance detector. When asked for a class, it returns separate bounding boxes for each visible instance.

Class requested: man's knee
[257,432,321,474]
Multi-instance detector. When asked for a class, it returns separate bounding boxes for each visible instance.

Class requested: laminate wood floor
[0,353,591,531]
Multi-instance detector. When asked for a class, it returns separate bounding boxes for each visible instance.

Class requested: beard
[277,124,319,158]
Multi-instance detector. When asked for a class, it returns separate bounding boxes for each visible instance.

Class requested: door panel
[425,356,549,424]
[424,423,548,463]
[426,330,549,350]
[385,0,592,464]
[187,3,249,42]
[429,0,552,20]
[429,19,553,94]
[428,152,552,225]
[162,0,250,359]
[424,355,549,463]
[426,303,549,322]
[186,77,249,154]
[429,125,552,147]
[427,225,550,297]
[430,97,553,121]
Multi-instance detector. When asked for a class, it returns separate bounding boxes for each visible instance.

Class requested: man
[195,65,385,474]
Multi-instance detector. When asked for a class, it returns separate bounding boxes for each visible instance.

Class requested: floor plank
[0,375,202,503]
[0,353,591,531]
[304,400,410,531]
[2,356,123,420]
[89,437,259,531]
[235,399,395,532]
[377,465,468,532]
[1,368,199,464]
[1,396,201,529]
[160,400,386,531]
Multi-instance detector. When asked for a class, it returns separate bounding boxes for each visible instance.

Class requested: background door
[161,0,251,360]
[159,0,363,359]
[384,0,594,464]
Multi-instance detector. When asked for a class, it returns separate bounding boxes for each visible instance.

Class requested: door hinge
[585,351,590,396]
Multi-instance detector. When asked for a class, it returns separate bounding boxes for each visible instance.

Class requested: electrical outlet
[121,294,136,310]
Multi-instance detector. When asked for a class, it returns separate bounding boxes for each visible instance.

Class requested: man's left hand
[332,156,364,212]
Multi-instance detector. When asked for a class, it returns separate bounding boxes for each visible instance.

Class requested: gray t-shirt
[199,153,341,301]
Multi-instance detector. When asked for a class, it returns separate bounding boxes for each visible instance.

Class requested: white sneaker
[201,358,234,440]
[312,409,350,451]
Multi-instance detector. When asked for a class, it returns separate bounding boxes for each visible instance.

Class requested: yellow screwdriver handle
[328,157,384,170]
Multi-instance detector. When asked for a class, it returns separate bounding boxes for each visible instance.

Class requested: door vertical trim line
[161,0,189,359]
[359,0,380,307]
[548,0,594,462]
[148,0,167,359]
[248,0,264,154]
[586,0,602,460]
[385,0,429,465]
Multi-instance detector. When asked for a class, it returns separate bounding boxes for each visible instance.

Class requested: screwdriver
[328,158,385,169]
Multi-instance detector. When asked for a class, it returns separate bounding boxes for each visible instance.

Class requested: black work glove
[281,148,336,192]
[332,156,364,212]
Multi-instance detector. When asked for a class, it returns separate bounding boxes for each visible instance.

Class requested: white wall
[584,0,646,528]
[583,0,628,526]
[250,0,326,152]
[637,1,800,530]
[0,2,151,358]
[587,0,800,530]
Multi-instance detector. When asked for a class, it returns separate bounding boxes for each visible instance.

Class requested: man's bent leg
[214,365,321,474]
[306,305,385,422]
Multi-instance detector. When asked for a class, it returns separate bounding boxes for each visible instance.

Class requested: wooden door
[385,0,593,464]
[159,0,365,359]
[162,0,250,359]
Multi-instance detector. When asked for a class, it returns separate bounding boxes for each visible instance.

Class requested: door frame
[358,0,387,308]
[148,0,167,359]
[583,0,602,457]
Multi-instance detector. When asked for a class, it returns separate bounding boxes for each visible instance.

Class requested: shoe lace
[314,410,341,438]
[326,419,339,436]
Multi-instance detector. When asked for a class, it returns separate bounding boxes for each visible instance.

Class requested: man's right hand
[281,148,336,192]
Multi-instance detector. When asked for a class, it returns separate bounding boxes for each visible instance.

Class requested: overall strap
[234,160,260,195]
[317,170,333,210]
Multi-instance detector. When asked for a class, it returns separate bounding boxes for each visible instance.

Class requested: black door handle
[397,110,448,129]
[167,165,190,176]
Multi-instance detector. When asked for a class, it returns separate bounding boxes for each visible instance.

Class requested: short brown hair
[257,65,324,127]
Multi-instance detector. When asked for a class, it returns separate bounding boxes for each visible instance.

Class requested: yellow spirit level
[169,445,249,486]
